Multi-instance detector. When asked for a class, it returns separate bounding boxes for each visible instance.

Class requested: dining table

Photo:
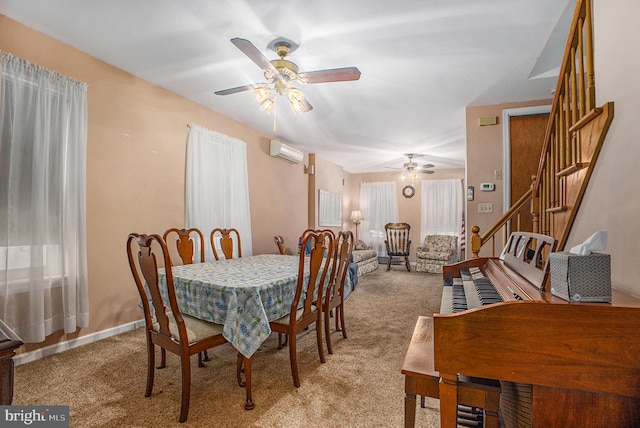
[157,253,351,410]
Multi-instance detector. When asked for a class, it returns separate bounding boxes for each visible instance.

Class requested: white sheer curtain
[0,51,89,343]
[420,179,464,260]
[359,182,398,257]
[185,125,252,261]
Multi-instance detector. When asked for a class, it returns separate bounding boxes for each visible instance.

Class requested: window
[359,182,398,257]
[420,179,464,260]
[184,124,252,261]
[0,51,89,343]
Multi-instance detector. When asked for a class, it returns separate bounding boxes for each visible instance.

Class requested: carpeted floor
[13,266,444,427]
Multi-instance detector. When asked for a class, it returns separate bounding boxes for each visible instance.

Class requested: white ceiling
[0,0,573,173]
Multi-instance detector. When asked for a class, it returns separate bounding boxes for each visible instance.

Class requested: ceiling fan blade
[419,170,435,174]
[420,164,435,169]
[299,67,361,84]
[231,38,279,74]
[215,83,261,96]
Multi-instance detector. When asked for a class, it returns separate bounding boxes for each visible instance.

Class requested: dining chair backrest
[163,227,205,265]
[302,228,336,256]
[326,230,354,304]
[274,235,287,255]
[210,228,242,260]
[293,229,335,317]
[127,233,187,345]
[324,230,355,354]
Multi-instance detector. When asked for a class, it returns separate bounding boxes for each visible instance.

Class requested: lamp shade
[350,210,363,223]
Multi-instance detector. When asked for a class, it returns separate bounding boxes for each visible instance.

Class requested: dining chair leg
[316,316,326,364]
[289,333,301,388]
[243,356,255,410]
[325,309,334,355]
[277,333,284,350]
[197,352,204,368]
[387,256,392,271]
[158,347,167,369]
[178,353,192,423]
[336,301,347,339]
[405,255,411,272]
[145,340,155,397]
[203,349,210,361]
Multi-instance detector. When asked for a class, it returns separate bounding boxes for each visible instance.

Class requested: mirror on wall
[318,189,342,227]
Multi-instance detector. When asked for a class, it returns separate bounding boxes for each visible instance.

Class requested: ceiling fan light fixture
[259,97,275,113]
[288,87,306,114]
[254,86,271,102]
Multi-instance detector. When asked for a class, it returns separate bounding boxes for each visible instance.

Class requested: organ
[413,231,640,427]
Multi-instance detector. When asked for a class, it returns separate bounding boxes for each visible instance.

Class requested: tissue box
[549,252,611,302]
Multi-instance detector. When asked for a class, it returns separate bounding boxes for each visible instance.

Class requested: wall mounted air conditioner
[270,140,304,164]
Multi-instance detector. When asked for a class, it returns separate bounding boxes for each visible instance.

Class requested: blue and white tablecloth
[159,254,303,357]
[158,253,353,358]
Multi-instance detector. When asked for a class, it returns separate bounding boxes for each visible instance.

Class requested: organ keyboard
[431,232,640,427]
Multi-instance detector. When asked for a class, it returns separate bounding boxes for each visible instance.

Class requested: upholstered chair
[415,235,458,273]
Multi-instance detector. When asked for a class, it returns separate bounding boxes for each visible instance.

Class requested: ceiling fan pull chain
[273,98,277,133]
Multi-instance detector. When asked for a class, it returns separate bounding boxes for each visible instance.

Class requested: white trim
[502,105,552,213]
[14,319,145,366]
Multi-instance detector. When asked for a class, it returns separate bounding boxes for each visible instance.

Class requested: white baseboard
[14,319,146,366]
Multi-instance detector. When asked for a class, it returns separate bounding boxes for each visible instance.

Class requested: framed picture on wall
[318,189,342,227]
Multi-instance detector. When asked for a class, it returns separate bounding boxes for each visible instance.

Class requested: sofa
[415,235,458,273]
[352,239,378,277]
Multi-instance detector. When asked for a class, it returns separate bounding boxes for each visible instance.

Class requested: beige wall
[311,154,352,234]
[465,99,551,257]
[571,0,640,298]
[0,15,310,353]
[349,169,465,261]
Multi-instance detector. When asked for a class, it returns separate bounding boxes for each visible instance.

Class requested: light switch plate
[478,203,493,213]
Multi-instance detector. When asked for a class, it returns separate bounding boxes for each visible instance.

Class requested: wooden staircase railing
[471,187,532,258]
[471,0,615,258]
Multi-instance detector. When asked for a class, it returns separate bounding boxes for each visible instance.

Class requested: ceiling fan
[215,37,361,114]
[386,153,435,178]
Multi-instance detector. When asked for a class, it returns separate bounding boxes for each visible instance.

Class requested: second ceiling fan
[215,37,361,113]
[386,153,435,177]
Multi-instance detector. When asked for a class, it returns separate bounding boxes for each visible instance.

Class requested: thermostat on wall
[480,183,495,191]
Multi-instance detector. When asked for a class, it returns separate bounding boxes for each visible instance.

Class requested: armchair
[415,235,458,273]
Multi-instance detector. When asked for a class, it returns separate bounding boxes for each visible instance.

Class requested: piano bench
[401,316,501,428]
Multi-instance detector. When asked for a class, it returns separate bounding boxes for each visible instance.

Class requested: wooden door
[510,114,548,232]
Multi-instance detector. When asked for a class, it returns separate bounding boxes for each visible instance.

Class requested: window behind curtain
[359,182,398,257]
[420,179,463,259]
[0,51,89,343]
[185,125,252,261]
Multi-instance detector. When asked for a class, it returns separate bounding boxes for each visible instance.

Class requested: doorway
[502,105,551,232]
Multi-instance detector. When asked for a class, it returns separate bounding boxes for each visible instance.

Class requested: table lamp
[350,210,363,239]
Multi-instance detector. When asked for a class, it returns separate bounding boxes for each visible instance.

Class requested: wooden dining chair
[210,228,242,260]
[126,233,230,423]
[274,235,288,255]
[269,229,335,387]
[164,227,214,362]
[324,230,354,354]
[163,227,206,265]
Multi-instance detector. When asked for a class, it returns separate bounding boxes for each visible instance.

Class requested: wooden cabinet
[0,319,22,405]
